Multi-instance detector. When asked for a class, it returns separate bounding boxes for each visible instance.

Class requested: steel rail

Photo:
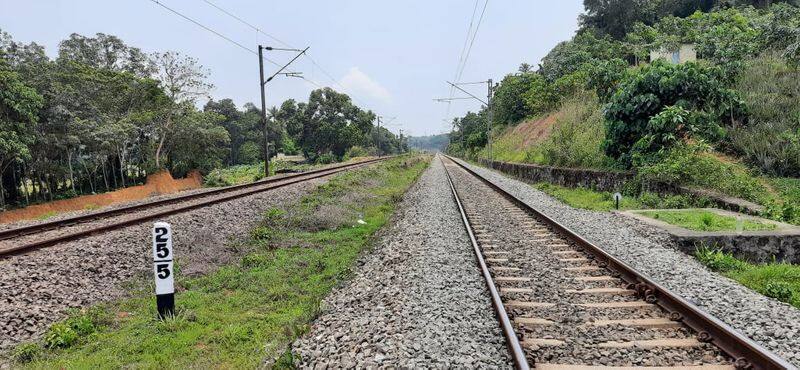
[443,154,794,370]
[0,157,391,258]
[0,158,386,242]
[441,156,530,370]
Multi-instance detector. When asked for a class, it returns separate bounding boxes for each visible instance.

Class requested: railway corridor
[294,154,799,369]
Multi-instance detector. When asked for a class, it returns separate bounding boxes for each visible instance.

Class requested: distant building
[650,44,697,64]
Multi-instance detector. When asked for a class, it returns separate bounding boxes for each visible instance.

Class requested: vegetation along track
[440,155,794,370]
[0,157,390,258]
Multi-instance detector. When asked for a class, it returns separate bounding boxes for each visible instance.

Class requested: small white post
[152,222,174,318]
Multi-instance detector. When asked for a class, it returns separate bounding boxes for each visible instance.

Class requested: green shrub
[603,61,746,166]
[344,145,369,159]
[44,322,79,349]
[315,153,337,164]
[203,169,233,187]
[12,342,42,363]
[762,281,794,303]
[695,246,747,272]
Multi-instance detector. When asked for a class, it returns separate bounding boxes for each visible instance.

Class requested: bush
[603,61,746,166]
[344,145,369,159]
[12,342,42,363]
[315,152,337,165]
[44,323,79,349]
[763,281,794,303]
[695,246,747,272]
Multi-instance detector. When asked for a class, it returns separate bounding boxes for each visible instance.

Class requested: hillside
[448,1,800,225]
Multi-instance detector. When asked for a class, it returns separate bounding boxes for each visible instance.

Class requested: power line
[445,0,481,127]
[443,0,490,130]
[457,0,489,83]
[146,0,289,71]
[198,0,375,111]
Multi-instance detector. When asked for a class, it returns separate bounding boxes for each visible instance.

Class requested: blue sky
[0,1,583,136]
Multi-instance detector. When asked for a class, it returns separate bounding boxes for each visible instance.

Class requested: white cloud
[339,67,392,103]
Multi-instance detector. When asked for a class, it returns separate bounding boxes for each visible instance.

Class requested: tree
[150,51,213,169]
[168,109,230,176]
[58,33,154,77]
[300,88,375,159]
[0,58,43,208]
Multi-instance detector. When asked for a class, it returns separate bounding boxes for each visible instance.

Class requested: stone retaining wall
[477,158,765,216]
[478,159,634,192]
[674,234,800,264]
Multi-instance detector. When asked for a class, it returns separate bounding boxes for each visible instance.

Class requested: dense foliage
[0,30,404,209]
[603,61,746,166]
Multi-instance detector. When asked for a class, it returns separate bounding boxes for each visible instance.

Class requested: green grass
[204,160,314,187]
[636,209,776,232]
[534,183,644,211]
[696,247,800,308]
[14,155,430,369]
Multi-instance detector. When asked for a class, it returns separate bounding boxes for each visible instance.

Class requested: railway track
[441,155,793,370]
[0,157,390,258]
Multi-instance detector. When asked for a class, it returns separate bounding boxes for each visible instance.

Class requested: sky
[0,1,584,136]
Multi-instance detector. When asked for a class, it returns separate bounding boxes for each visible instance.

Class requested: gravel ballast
[0,176,327,351]
[453,157,800,366]
[292,156,512,368]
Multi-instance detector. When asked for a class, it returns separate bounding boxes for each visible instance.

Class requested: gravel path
[292,155,512,369]
[453,157,800,366]
[0,176,327,351]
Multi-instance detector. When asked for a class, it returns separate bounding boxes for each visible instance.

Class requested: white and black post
[152,222,174,319]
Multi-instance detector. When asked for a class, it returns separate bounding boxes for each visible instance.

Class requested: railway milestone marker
[152,221,175,319]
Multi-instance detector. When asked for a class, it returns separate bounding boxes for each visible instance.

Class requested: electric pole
[436,80,492,163]
[487,78,493,167]
[258,45,269,177]
[258,45,308,177]
[376,116,381,157]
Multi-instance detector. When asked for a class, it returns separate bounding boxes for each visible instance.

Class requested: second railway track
[441,155,793,370]
[0,157,389,258]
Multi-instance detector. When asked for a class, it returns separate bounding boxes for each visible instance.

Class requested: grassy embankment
[635,210,776,232]
[696,247,800,308]
[10,154,430,368]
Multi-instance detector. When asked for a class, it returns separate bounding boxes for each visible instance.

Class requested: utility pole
[487,78,493,167]
[376,116,382,157]
[257,45,308,177]
[399,128,404,153]
[258,45,269,177]
[436,80,492,163]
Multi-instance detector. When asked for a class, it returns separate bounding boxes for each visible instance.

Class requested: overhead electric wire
[444,0,481,127]
[198,0,376,111]
[442,0,490,131]
[456,0,489,84]
[146,0,288,70]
